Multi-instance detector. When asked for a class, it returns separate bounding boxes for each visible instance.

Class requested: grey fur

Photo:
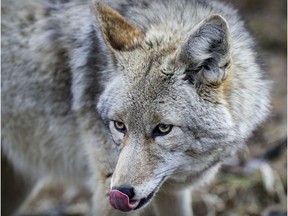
[2,0,270,215]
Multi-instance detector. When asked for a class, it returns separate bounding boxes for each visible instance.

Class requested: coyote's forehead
[99,57,183,124]
[115,48,180,96]
[117,49,180,91]
[117,45,176,74]
[109,74,180,123]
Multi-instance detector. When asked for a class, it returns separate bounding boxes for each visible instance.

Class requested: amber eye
[114,121,126,133]
[153,124,173,137]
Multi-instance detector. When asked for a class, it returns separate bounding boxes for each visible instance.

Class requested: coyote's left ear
[179,15,231,85]
[92,1,144,51]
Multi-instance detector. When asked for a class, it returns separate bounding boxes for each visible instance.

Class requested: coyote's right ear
[92,1,144,51]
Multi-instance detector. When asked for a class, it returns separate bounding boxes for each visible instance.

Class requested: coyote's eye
[153,124,173,137]
[114,121,126,133]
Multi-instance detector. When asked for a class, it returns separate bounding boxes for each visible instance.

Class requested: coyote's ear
[92,1,144,51]
[180,15,231,85]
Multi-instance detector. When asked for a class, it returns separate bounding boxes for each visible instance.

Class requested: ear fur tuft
[93,1,144,51]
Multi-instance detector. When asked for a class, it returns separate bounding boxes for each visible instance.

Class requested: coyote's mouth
[134,189,155,210]
[109,176,166,212]
[109,187,156,212]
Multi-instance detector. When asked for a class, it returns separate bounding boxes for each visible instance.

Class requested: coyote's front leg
[152,187,193,216]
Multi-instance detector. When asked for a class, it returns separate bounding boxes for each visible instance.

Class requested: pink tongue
[109,190,140,212]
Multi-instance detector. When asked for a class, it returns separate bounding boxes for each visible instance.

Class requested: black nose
[112,186,135,199]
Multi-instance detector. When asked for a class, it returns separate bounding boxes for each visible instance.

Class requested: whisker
[154,162,195,179]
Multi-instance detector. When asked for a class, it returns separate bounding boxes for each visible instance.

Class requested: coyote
[2,0,270,215]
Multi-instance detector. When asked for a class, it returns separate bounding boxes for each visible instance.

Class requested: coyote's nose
[109,186,140,212]
[112,186,135,199]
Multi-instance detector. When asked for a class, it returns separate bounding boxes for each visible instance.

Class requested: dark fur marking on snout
[106,172,113,178]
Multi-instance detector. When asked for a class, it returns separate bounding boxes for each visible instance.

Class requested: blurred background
[192,0,287,215]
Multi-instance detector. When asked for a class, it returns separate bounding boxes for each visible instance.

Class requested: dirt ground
[192,0,287,215]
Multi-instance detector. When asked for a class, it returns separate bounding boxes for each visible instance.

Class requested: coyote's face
[96,2,238,212]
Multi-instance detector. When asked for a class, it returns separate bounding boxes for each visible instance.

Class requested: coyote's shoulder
[2,0,270,215]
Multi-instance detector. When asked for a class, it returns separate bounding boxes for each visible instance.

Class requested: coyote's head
[94,1,243,212]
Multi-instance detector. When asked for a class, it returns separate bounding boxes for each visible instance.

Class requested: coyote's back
[2,0,270,215]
